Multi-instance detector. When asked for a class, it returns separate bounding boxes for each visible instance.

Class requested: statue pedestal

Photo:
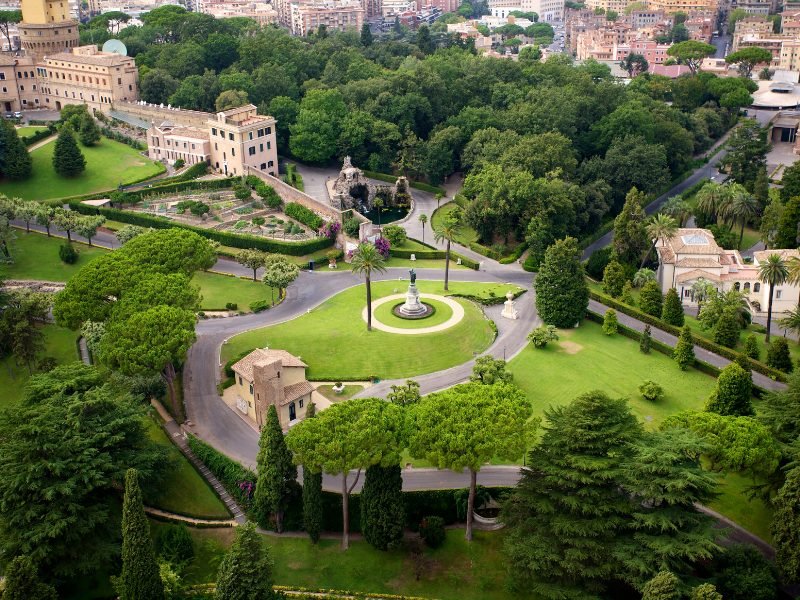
[501,292,519,320]
[398,283,428,317]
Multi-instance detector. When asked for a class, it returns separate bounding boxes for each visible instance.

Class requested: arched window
[754,282,761,293]
[734,282,740,291]
[744,282,751,292]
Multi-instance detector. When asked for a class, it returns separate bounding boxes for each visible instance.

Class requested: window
[744,282,751,292]
[231,148,235,157]
[19,85,23,91]
[777,290,782,299]
[267,141,271,149]
[238,376,243,385]
[261,163,266,170]
[266,126,272,134]
[268,160,274,168]
[248,146,256,156]
[249,383,254,395]
[248,131,253,140]
[299,398,304,408]
[734,282,740,291]
[754,283,761,293]
[229,132,234,141]
[0,73,4,80]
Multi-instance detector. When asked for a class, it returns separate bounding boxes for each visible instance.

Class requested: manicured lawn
[373,296,454,329]
[507,320,720,427]
[143,418,230,520]
[221,281,520,380]
[194,271,274,312]
[315,384,363,402]
[0,136,164,201]
[706,468,773,543]
[739,226,761,251]
[431,202,479,247]
[396,238,434,251]
[0,325,80,407]
[0,230,108,281]
[15,125,48,138]
[172,526,524,600]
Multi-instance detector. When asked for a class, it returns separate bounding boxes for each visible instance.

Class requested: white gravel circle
[362,293,465,335]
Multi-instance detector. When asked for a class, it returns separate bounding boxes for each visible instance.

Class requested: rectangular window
[19,85,23,91]
[777,290,783,299]
[266,126,272,135]
[0,73,4,80]
[238,376,243,385]
[268,160,274,167]
[212,128,217,136]
[228,132,234,141]
[231,148,235,156]
[248,131,253,140]
[249,383,253,395]
[259,143,263,151]
[267,141,271,150]
[248,146,256,156]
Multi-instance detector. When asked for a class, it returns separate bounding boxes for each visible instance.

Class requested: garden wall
[112,101,212,129]
[244,165,342,223]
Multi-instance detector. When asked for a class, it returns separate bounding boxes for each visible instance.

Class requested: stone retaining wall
[112,101,212,129]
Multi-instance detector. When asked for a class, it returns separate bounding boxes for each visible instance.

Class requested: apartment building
[288,0,363,35]
[645,0,718,14]
[488,0,564,21]
[197,0,279,23]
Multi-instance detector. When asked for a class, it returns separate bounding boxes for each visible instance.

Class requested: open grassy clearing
[15,125,48,138]
[0,230,108,281]
[0,136,163,200]
[194,271,274,312]
[164,525,524,600]
[315,384,364,402]
[0,325,80,408]
[431,202,479,247]
[221,280,520,380]
[372,296,453,329]
[143,418,230,520]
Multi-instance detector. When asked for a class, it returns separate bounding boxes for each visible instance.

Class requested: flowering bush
[374,237,390,258]
[321,221,341,239]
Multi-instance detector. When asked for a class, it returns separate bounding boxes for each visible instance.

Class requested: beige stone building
[17,0,79,62]
[229,348,313,430]
[657,228,800,315]
[288,0,364,36]
[645,0,718,14]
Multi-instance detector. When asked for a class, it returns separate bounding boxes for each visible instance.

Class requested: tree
[775,196,800,249]
[642,213,678,268]
[633,267,657,288]
[602,259,627,297]
[725,47,773,79]
[691,584,723,600]
[360,464,405,550]
[416,24,435,54]
[289,89,347,164]
[301,402,323,543]
[723,121,769,192]
[433,208,462,291]
[503,391,642,596]
[662,288,685,326]
[34,204,56,237]
[743,334,760,360]
[53,208,83,242]
[715,545,779,600]
[470,355,512,385]
[767,337,793,372]
[622,281,636,305]
[215,522,276,600]
[772,467,800,584]
[78,112,101,146]
[215,89,249,112]
[52,127,86,177]
[237,248,269,281]
[639,280,664,317]
[387,379,421,407]
[642,571,681,600]
[99,305,196,417]
[711,302,740,348]
[613,188,649,267]
[287,398,406,549]
[602,309,618,335]
[140,69,180,105]
[0,365,166,576]
[1,555,57,600]
[620,52,649,78]
[119,469,165,600]
[262,255,299,305]
[360,21,373,46]
[640,324,652,353]
[674,325,695,370]
[535,237,588,328]
[253,405,297,533]
[76,215,106,246]
[528,324,559,348]
[410,383,533,541]
[729,187,759,248]
[691,279,717,313]
[0,9,21,51]
[0,120,32,180]
[758,253,789,343]
[350,242,387,332]
[0,289,50,373]
[760,195,783,249]
[418,213,428,243]
[14,199,40,233]
[116,224,149,245]
[706,362,753,416]
[382,224,407,247]
[667,40,716,74]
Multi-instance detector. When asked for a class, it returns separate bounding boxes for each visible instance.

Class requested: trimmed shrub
[639,380,664,401]
[602,260,626,298]
[621,281,636,306]
[713,307,740,349]
[640,324,652,354]
[744,334,760,360]
[602,309,618,335]
[155,524,194,566]
[706,362,754,416]
[59,242,78,264]
[418,516,446,548]
[250,299,270,313]
[674,325,695,370]
[661,288,684,327]
[639,280,664,317]
[285,202,323,230]
[186,435,255,510]
[766,337,793,373]
[585,247,612,281]
[173,159,185,169]
[528,325,559,348]
[382,225,407,247]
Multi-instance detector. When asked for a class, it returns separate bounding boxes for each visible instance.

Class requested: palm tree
[728,186,759,248]
[660,195,692,227]
[690,278,716,314]
[695,182,726,223]
[433,209,462,291]
[759,253,789,343]
[779,304,800,343]
[373,198,384,227]
[633,268,656,288]
[350,242,387,332]
[641,213,678,268]
[419,213,428,243]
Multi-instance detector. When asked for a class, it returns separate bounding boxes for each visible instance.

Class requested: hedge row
[186,434,255,511]
[589,289,787,383]
[122,177,233,201]
[388,247,479,270]
[449,289,526,306]
[20,125,56,146]
[68,203,334,256]
[100,125,147,151]
[498,243,528,264]
[362,169,446,196]
[285,202,323,230]
[140,161,208,188]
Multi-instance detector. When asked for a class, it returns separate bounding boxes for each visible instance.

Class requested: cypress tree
[691,584,723,600]
[2,555,57,600]
[613,188,649,267]
[706,363,753,416]
[119,468,164,600]
[302,402,323,543]
[52,126,86,177]
[602,309,618,335]
[360,22,373,46]
[534,237,589,328]
[767,337,793,373]
[253,405,297,533]
[640,324,652,354]
[360,464,405,551]
[602,260,626,298]
[775,196,800,249]
[674,325,695,370]
[713,306,740,348]
[661,288,684,326]
[0,120,32,180]
[621,281,636,306]
[215,522,276,600]
[642,571,681,600]
[744,334,760,360]
[772,467,800,584]
[78,112,101,146]
[639,280,664,317]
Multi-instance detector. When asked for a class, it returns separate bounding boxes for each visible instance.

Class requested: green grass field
[0,231,108,281]
[15,125,48,138]
[373,297,453,329]
[0,136,163,201]
[707,468,773,543]
[143,419,231,520]
[315,384,363,402]
[431,203,479,247]
[195,271,274,312]
[167,526,521,600]
[0,325,80,407]
[221,281,520,380]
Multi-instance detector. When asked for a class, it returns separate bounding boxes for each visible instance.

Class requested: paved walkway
[143,506,237,527]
